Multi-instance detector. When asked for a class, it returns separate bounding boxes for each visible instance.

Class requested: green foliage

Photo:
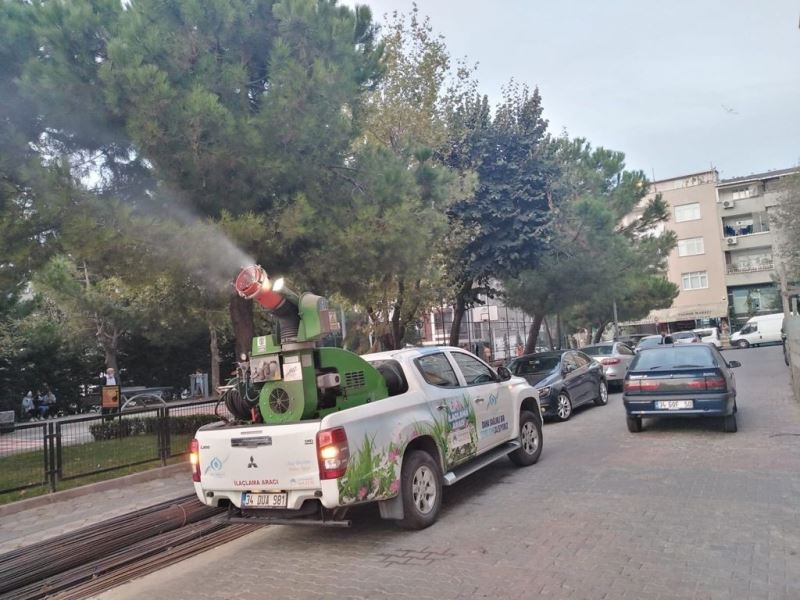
[504,136,678,347]
[89,413,220,441]
[449,83,555,284]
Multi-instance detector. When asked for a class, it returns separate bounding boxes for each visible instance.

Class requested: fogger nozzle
[234,265,283,309]
[234,265,300,342]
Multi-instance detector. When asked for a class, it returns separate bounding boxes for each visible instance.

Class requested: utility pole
[612,298,620,340]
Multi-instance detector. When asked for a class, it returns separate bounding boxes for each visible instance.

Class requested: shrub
[89,414,220,441]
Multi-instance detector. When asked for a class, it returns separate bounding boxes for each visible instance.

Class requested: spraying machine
[226,265,389,424]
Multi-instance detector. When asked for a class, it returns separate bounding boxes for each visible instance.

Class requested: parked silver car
[582,342,636,391]
[671,330,701,344]
[693,327,722,348]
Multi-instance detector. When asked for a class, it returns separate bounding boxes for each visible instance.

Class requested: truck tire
[509,410,542,466]
[398,450,442,530]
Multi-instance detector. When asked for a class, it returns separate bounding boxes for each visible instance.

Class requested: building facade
[622,166,797,335]
[716,167,798,327]
[623,170,729,334]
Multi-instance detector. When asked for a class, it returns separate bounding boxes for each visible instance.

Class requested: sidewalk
[0,465,195,554]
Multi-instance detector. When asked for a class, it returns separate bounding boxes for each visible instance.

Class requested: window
[674,202,701,222]
[511,355,561,375]
[451,352,496,386]
[415,353,459,388]
[572,352,591,367]
[583,345,613,356]
[682,271,708,290]
[562,353,579,372]
[617,344,634,355]
[631,346,716,370]
[677,237,705,256]
[740,323,757,334]
[731,188,751,200]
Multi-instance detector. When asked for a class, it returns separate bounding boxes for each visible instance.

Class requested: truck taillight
[317,427,349,480]
[189,439,201,482]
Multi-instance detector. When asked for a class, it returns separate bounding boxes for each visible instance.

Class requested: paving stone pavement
[0,471,194,554]
[103,347,800,600]
[88,346,800,598]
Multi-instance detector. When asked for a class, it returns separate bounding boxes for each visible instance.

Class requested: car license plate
[242,492,288,509]
[655,400,694,410]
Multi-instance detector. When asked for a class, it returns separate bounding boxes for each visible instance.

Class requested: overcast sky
[350,0,800,181]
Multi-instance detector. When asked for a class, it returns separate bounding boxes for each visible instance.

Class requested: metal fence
[0,399,231,497]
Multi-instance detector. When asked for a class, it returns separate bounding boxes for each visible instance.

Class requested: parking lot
[108,345,800,600]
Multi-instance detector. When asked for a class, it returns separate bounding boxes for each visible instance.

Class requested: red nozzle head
[235,265,283,310]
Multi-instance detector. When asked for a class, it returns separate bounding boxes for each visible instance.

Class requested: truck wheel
[398,450,442,530]
[736,340,749,349]
[509,410,542,466]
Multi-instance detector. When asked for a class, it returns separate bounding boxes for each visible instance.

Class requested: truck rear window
[414,353,459,388]
[368,359,409,396]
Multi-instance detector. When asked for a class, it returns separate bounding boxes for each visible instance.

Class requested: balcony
[726,260,774,275]
[722,230,774,251]
[725,259,775,286]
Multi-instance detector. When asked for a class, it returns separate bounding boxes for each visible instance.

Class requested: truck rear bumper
[228,500,352,527]
[194,482,325,511]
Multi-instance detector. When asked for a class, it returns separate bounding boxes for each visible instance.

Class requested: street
[108,345,800,600]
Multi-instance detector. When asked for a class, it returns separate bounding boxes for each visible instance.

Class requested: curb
[0,462,189,518]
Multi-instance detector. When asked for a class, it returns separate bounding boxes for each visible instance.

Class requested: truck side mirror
[496,366,512,381]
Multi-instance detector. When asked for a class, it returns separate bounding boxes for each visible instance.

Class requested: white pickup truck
[191,346,543,529]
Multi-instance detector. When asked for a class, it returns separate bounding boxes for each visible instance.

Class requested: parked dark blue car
[507,351,608,421]
[623,344,740,433]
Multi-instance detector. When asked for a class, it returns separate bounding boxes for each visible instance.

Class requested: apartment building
[622,170,729,333]
[716,166,798,327]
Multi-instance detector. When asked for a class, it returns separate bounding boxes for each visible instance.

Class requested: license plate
[242,492,288,509]
[655,400,694,410]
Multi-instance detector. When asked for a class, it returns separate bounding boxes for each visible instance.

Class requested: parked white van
[730,313,784,348]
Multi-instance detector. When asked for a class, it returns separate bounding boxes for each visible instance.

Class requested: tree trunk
[209,323,220,395]
[525,313,544,354]
[593,321,608,344]
[104,347,118,373]
[556,313,563,350]
[544,317,555,350]
[449,279,472,347]
[102,327,119,373]
[390,277,405,350]
[229,291,254,361]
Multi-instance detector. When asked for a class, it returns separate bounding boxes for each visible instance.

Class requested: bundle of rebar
[0,495,222,596]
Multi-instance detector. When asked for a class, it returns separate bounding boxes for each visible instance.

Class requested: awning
[621,301,729,326]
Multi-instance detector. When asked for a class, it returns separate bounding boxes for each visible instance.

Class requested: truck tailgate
[197,422,322,492]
